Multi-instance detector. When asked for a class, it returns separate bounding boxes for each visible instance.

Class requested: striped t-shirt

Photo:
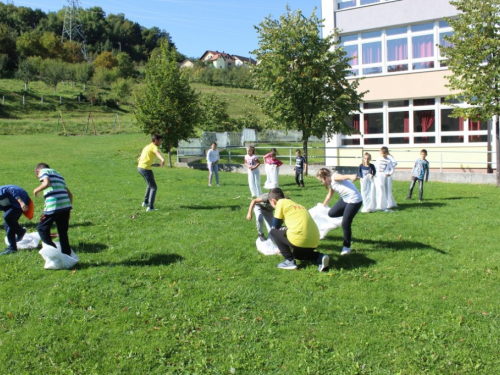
[39,169,72,214]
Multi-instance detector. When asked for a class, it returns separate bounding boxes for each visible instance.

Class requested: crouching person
[268,188,329,272]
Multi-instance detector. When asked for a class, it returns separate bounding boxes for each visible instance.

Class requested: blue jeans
[3,207,23,250]
[208,163,219,185]
[138,168,157,208]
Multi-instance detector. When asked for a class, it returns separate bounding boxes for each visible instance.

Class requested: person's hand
[246,213,252,221]
[351,174,358,181]
[160,160,165,168]
[34,190,40,198]
[21,202,28,211]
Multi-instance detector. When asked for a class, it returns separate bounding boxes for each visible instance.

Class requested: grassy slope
[0,133,499,374]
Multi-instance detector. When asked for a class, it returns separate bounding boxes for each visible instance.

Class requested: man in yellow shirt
[137,134,165,211]
[268,188,329,271]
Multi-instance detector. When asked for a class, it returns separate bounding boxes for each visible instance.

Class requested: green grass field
[0,133,499,374]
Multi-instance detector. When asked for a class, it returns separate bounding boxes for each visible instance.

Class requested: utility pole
[62,0,89,61]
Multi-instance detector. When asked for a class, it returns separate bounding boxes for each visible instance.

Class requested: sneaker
[277,259,297,270]
[146,207,158,212]
[217,184,220,187]
[1,248,17,255]
[208,183,212,187]
[318,254,330,272]
[340,247,351,256]
[16,227,27,242]
[258,233,267,242]
[142,202,148,207]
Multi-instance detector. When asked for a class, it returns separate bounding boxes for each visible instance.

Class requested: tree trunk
[302,132,308,176]
[167,144,173,168]
[495,116,500,187]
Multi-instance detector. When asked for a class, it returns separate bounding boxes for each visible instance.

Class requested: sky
[13,0,322,58]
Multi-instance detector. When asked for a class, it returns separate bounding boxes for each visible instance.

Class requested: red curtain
[352,115,360,131]
[404,112,409,140]
[416,110,435,132]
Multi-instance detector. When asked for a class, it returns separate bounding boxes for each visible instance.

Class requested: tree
[116,51,135,78]
[40,59,66,94]
[15,57,39,90]
[199,93,231,132]
[442,0,500,186]
[252,7,365,165]
[135,43,201,167]
[74,62,94,90]
[94,51,118,69]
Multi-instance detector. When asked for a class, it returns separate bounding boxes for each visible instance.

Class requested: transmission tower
[62,0,89,61]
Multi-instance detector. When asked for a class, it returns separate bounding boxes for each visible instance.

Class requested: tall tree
[15,57,39,90]
[40,59,66,94]
[252,7,365,165]
[135,43,200,167]
[442,0,500,186]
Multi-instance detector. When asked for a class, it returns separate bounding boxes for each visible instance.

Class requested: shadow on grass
[75,242,109,254]
[22,220,95,231]
[438,196,478,201]
[391,202,446,210]
[329,252,377,270]
[180,205,241,211]
[75,253,183,269]
[323,235,447,254]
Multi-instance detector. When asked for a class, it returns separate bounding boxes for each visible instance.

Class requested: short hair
[211,142,217,146]
[35,163,50,172]
[152,133,163,142]
[271,148,277,153]
[295,149,301,153]
[421,149,428,154]
[268,188,285,201]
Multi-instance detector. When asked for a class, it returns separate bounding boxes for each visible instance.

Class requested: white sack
[255,238,280,255]
[308,203,343,240]
[360,177,376,213]
[38,242,79,270]
[264,164,279,189]
[4,232,41,249]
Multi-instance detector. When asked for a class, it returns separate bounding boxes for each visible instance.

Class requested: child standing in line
[268,188,329,271]
[383,146,398,209]
[244,146,262,197]
[374,147,395,212]
[0,185,32,255]
[246,192,274,242]
[33,163,73,256]
[357,152,376,213]
[263,148,283,189]
[406,149,430,202]
[316,168,362,256]
[294,149,307,187]
[206,142,220,187]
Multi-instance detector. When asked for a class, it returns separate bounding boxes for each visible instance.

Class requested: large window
[341,98,490,147]
[340,21,452,77]
[337,0,395,10]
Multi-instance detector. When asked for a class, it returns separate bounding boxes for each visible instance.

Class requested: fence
[177,144,497,171]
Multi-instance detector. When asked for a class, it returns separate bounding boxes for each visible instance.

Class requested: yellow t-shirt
[138,143,159,170]
[274,199,319,248]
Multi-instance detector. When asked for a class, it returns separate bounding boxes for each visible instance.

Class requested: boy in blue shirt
[0,185,31,255]
[406,149,430,202]
[294,149,307,187]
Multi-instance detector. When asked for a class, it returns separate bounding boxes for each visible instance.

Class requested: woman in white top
[316,168,362,256]
[206,142,220,186]
[374,147,395,212]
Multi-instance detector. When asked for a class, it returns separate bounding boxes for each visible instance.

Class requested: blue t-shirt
[411,159,430,180]
[0,185,29,211]
[295,156,306,171]
[357,164,376,179]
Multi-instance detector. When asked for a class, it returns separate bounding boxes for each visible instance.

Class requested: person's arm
[333,173,358,182]
[322,187,335,207]
[246,197,264,221]
[154,150,165,168]
[206,149,211,163]
[276,159,283,167]
[34,177,51,198]
[16,198,29,212]
[252,158,260,170]
[66,187,73,204]
[425,161,430,182]
[272,217,283,229]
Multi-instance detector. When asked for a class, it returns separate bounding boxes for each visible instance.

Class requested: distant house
[200,50,255,69]
[179,59,195,69]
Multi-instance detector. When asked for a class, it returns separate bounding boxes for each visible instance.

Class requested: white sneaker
[141,202,147,207]
[146,207,158,212]
[340,247,351,256]
[318,254,330,272]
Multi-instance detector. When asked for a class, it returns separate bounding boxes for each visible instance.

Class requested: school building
[321,0,496,171]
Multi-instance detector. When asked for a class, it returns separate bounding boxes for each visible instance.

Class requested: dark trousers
[408,177,424,200]
[37,210,71,255]
[3,207,24,250]
[295,170,304,186]
[270,228,318,261]
[138,167,157,208]
[328,199,362,248]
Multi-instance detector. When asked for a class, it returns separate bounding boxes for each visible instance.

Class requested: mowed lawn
[0,133,499,374]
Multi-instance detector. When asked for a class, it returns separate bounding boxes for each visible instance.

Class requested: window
[339,20,451,77]
[340,98,489,147]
